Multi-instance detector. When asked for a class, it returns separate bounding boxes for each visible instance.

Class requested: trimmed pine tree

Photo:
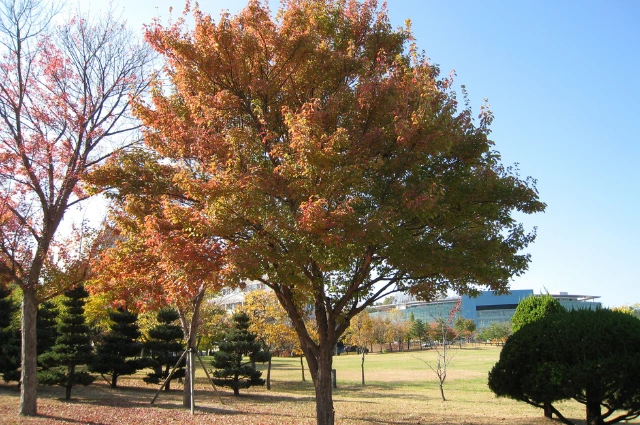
[90,308,144,388]
[0,285,20,382]
[143,307,185,390]
[38,286,96,399]
[211,312,270,396]
[37,301,60,359]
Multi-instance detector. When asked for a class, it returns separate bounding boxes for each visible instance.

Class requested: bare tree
[416,299,461,401]
[417,318,458,401]
[0,0,153,415]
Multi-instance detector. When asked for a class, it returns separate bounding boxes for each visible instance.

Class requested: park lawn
[1,345,636,424]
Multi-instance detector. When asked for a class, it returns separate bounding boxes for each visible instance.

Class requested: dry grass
[1,345,637,424]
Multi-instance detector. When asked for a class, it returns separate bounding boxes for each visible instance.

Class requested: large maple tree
[0,0,152,415]
[132,1,545,424]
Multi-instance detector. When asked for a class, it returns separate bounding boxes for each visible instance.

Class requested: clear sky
[80,0,639,308]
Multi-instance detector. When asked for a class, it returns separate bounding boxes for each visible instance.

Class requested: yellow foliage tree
[239,289,312,386]
[343,310,375,385]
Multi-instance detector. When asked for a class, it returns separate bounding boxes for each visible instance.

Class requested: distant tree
[195,300,228,352]
[344,310,375,385]
[454,318,476,343]
[0,285,20,382]
[511,294,566,333]
[429,318,457,343]
[211,312,270,396]
[381,296,397,306]
[477,321,512,344]
[371,316,389,353]
[489,309,640,425]
[90,308,144,388]
[410,319,429,348]
[239,289,301,389]
[344,310,375,354]
[385,309,410,352]
[38,286,95,400]
[143,307,185,391]
[611,303,640,319]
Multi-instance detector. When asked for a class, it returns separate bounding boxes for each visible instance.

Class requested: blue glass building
[369,290,601,328]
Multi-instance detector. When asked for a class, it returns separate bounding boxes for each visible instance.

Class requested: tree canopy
[93,1,545,423]
[488,309,640,425]
[511,294,566,332]
[0,0,153,414]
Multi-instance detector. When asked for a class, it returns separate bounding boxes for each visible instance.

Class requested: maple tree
[0,0,153,415]
[129,1,545,423]
[87,149,226,408]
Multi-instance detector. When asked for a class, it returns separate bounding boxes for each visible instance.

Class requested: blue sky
[83,0,639,308]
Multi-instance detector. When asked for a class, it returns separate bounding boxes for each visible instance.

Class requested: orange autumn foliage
[100,1,546,424]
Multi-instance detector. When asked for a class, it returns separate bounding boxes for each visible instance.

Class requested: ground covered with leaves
[1,347,632,424]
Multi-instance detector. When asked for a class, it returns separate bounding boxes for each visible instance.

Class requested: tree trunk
[361,351,365,386]
[111,374,118,389]
[179,292,203,409]
[66,365,75,400]
[543,402,553,418]
[586,398,603,425]
[309,350,335,425]
[266,355,272,390]
[183,348,195,407]
[183,348,198,407]
[439,382,446,401]
[300,355,305,381]
[20,286,38,416]
[163,365,171,391]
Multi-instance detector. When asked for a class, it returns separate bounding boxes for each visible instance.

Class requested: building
[214,281,268,312]
[368,290,601,328]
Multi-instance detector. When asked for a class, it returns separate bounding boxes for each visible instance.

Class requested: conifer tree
[0,285,20,382]
[143,307,185,391]
[37,301,59,360]
[38,286,95,399]
[211,312,270,396]
[90,308,143,388]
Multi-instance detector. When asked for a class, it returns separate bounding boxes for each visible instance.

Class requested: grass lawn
[0,345,636,424]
